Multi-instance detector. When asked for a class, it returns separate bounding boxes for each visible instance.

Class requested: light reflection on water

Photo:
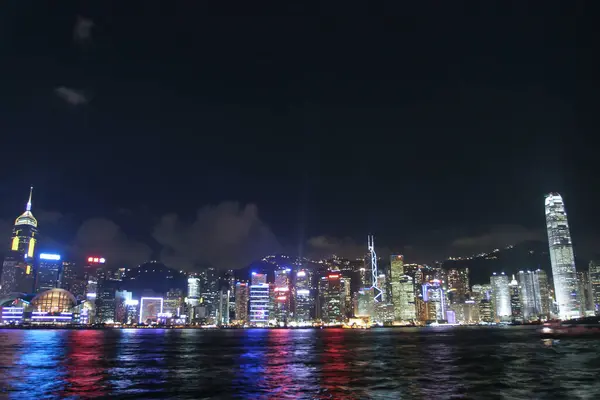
[0,327,599,399]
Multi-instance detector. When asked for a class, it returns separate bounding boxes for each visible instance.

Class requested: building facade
[490,273,511,322]
[545,193,581,319]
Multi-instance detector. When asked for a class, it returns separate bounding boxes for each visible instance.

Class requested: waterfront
[0,326,599,399]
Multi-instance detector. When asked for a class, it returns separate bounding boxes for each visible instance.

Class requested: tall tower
[368,235,382,302]
[1,187,38,295]
[11,187,38,259]
[545,193,581,320]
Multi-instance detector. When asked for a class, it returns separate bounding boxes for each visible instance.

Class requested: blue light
[40,253,61,261]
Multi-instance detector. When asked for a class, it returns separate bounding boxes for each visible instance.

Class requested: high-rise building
[249,272,269,326]
[217,288,230,326]
[1,188,38,295]
[589,260,600,315]
[390,255,414,321]
[518,270,550,320]
[164,288,184,318]
[114,290,133,323]
[354,287,374,318]
[83,256,106,302]
[318,272,347,323]
[187,275,200,305]
[294,269,314,322]
[97,287,117,323]
[11,187,38,260]
[447,268,470,302]
[234,282,249,323]
[139,297,163,324]
[0,252,24,296]
[273,268,292,324]
[61,262,85,300]
[422,280,446,321]
[509,275,522,322]
[35,253,62,293]
[490,272,511,322]
[545,193,581,320]
[577,271,595,315]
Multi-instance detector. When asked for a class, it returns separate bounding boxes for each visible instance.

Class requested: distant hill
[442,240,553,285]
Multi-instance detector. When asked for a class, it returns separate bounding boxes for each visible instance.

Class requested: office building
[234,282,249,323]
[318,272,347,323]
[577,271,595,315]
[217,288,230,326]
[590,260,600,315]
[139,297,163,324]
[294,269,314,322]
[422,280,446,321]
[11,187,38,260]
[447,268,470,302]
[545,193,581,319]
[518,270,550,320]
[35,253,62,293]
[249,272,269,326]
[273,268,291,323]
[490,272,511,322]
[509,275,522,322]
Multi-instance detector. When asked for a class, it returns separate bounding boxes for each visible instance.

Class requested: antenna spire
[26,186,33,211]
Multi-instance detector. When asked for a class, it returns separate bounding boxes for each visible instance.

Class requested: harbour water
[0,326,599,399]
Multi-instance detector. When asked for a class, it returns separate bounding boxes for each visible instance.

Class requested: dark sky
[0,1,597,269]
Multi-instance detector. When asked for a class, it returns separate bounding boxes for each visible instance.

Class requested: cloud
[54,87,89,106]
[450,224,544,252]
[306,235,366,259]
[70,218,152,267]
[153,202,281,271]
[73,16,94,44]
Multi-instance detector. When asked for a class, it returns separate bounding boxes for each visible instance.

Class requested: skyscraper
[234,282,249,323]
[390,255,412,321]
[11,187,38,260]
[249,272,269,326]
[589,260,600,315]
[318,272,347,323]
[545,193,581,320]
[294,269,314,322]
[518,270,550,321]
[273,268,291,323]
[509,275,522,322]
[422,280,446,321]
[490,272,511,322]
[447,268,470,302]
[35,253,62,293]
[1,188,38,295]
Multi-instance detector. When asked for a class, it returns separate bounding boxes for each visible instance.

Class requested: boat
[540,316,600,338]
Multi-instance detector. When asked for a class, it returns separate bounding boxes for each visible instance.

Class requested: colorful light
[328,274,340,279]
[40,253,61,261]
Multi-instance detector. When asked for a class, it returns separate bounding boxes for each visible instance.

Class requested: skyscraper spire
[26,186,33,212]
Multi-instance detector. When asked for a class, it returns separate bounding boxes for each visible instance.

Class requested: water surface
[0,327,598,399]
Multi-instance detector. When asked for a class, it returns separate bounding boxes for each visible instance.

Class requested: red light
[274,287,289,292]
[328,274,340,279]
[93,258,99,263]
[87,257,94,262]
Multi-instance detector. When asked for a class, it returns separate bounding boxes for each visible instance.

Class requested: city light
[87,257,106,264]
[297,271,306,277]
[296,289,310,295]
[125,299,139,306]
[40,253,61,260]
[328,274,340,279]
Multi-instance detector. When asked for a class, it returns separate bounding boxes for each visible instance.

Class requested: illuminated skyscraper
[509,275,522,322]
[517,270,550,321]
[1,188,39,295]
[187,275,200,306]
[447,268,470,302]
[589,261,600,315]
[273,268,291,323]
[11,187,38,260]
[545,193,581,319]
[35,253,62,293]
[318,273,347,323]
[422,280,446,321]
[577,271,595,315]
[294,269,314,322]
[234,282,249,323]
[490,272,511,322]
[249,272,269,326]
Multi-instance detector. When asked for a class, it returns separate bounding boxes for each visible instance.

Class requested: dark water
[0,327,599,399]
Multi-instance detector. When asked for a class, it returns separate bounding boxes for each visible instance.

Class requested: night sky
[0,2,597,270]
